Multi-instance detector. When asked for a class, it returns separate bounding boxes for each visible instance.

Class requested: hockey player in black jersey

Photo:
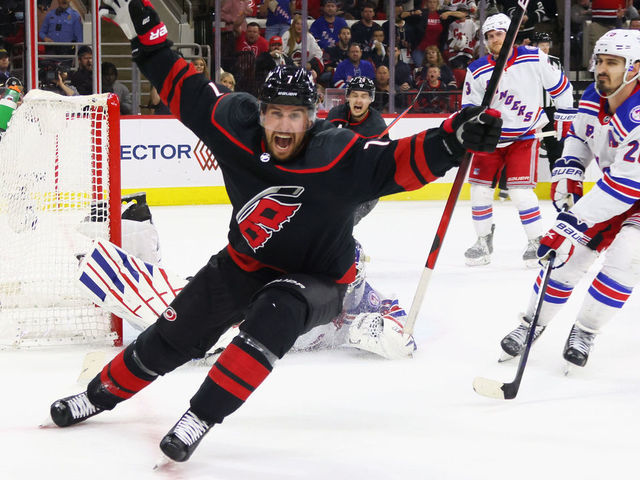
[326,76,388,139]
[49,0,501,464]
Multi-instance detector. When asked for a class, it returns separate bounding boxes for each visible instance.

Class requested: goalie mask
[259,65,318,131]
[481,13,510,45]
[591,29,640,98]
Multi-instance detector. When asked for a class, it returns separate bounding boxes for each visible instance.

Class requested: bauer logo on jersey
[163,307,177,322]
[630,106,640,123]
[236,186,304,251]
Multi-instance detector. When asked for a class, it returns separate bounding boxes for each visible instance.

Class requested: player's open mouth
[274,134,293,150]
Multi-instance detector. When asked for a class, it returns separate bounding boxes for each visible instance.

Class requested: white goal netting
[0,90,121,347]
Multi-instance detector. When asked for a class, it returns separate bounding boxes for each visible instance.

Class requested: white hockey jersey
[563,83,640,227]
[462,46,574,145]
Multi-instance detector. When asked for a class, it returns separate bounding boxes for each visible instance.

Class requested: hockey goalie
[78,194,416,360]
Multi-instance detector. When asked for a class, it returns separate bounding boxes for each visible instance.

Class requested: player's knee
[508,188,538,209]
[601,226,640,287]
[135,324,193,375]
[242,288,308,358]
[470,184,494,204]
[551,245,597,285]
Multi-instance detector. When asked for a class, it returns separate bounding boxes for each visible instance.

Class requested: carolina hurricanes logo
[163,307,177,322]
[236,186,304,251]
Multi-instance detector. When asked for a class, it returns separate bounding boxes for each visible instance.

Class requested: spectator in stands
[414,45,457,88]
[236,21,269,57]
[407,0,462,66]
[571,0,591,66]
[630,17,640,29]
[310,0,349,50]
[39,0,83,55]
[0,49,10,85]
[415,64,455,113]
[102,62,132,115]
[382,5,413,63]
[69,45,93,95]
[191,56,210,79]
[41,63,77,96]
[445,6,478,70]
[219,72,236,91]
[0,0,22,50]
[365,28,387,65]
[333,42,376,88]
[583,0,625,60]
[372,64,391,111]
[324,25,351,71]
[383,46,413,93]
[351,3,383,59]
[291,0,323,18]
[282,14,324,79]
[259,0,294,41]
[256,35,294,84]
[502,0,547,44]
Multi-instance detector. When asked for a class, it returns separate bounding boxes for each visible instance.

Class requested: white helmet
[482,13,510,41]
[591,29,640,98]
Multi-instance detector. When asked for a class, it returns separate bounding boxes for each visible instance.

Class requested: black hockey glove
[441,106,502,155]
[100,0,171,59]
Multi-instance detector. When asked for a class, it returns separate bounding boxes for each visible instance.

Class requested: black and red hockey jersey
[135,48,462,284]
[326,103,389,139]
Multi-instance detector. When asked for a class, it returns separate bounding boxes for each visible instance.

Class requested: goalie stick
[403,0,531,336]
[472,252,556,400]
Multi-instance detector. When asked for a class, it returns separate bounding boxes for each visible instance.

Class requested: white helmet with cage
[481,13,510,42]
[591,29,640,97]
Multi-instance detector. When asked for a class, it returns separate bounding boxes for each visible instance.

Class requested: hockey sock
[527,268,575,327]
[87,341,158,410]
[470,184,494,237]
[509,188,543,238]
[577,272,633,332]
[190,333,277,424]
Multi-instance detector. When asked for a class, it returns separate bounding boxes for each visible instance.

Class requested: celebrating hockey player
[48,0,501,464]
[462,13,575,267]
[499,29,640,369]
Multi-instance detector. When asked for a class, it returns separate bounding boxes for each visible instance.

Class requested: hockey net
[0,90,122,347]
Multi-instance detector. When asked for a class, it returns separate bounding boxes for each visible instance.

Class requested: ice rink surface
[2,200,639,480]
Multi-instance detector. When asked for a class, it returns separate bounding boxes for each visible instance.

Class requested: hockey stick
[403,0,531,335]
[498,129,557,144]
[377,81,427,138]
[472,252,556,400]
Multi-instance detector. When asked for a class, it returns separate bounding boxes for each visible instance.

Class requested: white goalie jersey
[560,83,640,226]
[462,45,574,144]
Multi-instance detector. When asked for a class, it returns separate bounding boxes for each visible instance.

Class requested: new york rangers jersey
[563,83,640,226]
[462,46,573,145]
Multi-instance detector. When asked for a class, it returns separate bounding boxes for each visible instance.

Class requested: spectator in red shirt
[235,21,269,57]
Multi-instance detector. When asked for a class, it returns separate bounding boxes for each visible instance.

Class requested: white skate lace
[173,411,210,446]
[568,327,595,356]
[67,393,98,419]
[507,323,544,348]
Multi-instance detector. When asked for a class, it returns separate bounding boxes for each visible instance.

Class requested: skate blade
[153,454,175,471]
[38,416,56,428]
[524,259,539,269]
[464,257,490,267]
[564,362,574,376]
[498,351,516,363]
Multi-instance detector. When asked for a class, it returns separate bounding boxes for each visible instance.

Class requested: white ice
[3,200,639,480]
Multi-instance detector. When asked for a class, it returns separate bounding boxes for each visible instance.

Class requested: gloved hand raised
[441,106,502,154]
[100,0,170,57]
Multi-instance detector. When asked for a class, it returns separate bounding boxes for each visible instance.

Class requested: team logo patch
[236,186,304,251]
[163,307,177,321]
[629,106,640,123]
[260,152,271,163]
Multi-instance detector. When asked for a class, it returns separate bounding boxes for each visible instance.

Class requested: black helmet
[259,65,318,107]
[346,76,375,99]
[532,32,552,44]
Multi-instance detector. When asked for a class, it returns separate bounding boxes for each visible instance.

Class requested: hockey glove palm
[554,108,577,140]
[442,106,502,154]
[537,211,589,268]
[100,0,169,57]
[550,157,584,212]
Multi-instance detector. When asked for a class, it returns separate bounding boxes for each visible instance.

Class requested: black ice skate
[159,409,213,462]
[500,314,546,361]
[563,323,597,368]
[50,391,103,427]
